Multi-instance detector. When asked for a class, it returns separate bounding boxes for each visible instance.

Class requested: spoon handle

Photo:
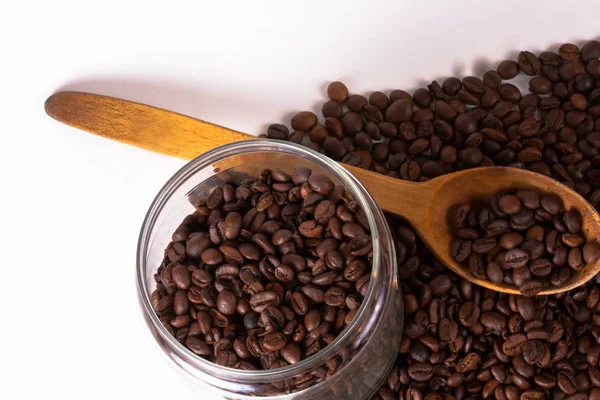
[346,166,434,226]
[45,91,253,160]
[44,91,431,220]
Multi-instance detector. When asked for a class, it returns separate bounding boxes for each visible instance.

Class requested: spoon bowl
[45,91,600,294]
[348,165,600,295]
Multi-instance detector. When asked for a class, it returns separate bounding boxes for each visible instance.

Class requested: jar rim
[136,139,392,382]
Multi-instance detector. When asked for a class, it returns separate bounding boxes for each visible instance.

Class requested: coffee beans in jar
[150,167,374,370]
[450,189,600,296]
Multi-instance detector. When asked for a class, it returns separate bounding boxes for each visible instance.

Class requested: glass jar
[137,140,403,399]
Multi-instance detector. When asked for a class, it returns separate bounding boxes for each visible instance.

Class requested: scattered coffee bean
[327,81,349,103]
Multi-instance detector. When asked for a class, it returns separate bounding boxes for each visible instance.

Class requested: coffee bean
[522,339,545,364]
[500,232,524,249]
[513,266,532,286]
[483,70,503,89]
[519,279,544,297]
[456,352,480,372]
[499,194,522,215]
[267,124,289,140]
[487,262,504,283]
[430,275,453,296]
[541,194,563,215]
[385,99,413,124]
[458,301,480,326]
[367,91,390,111]
[463,76,486,94]
[348,234,373,256]
[569,248,585,270]
[186,337,212,356]
[454,203,472,229]
[201,248,224,265]
[274,264,295,283]
[262,332,287,352]
[327,81,349,103]
[322,102,343,120]
[280,342,301,365]
[439,77,460,96]
[291,111,317,132]
[559,43,580,61]
[558,371,578,395]
[498,60,520,80]
[500,83,521,103]
[562,233,585,247]
[307,174,333,196]
[452,239,472,263]
[216,290,237,316]
[300,285,324,303]
[439,318,458,342]
[408,362,434,381]
[563,211,582,234]
[503,333,527,356]
[505,248,530,269]
[530,258,552,277]
[583,243,600,264]
[413,88,432,108]
[518,51,541,75]
[473,237,497,253]
[322,137,347,160]
[516,190,541,209]
[249,291,279,313]
[171,263,191,290]
[529,76,552,94]
[324,287,345,307]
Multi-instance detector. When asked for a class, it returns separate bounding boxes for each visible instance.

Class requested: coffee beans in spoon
[450,189,600,296]
[151,167,374,370]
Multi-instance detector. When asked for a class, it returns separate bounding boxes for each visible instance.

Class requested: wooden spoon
[45,91,600,294]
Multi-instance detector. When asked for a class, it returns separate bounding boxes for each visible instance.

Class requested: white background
[2,1,600,399]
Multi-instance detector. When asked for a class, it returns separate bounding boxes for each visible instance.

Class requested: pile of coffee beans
[150,167,374,371]
[265,40,600,399]
[450,189,600,296]
[385,232,600,400]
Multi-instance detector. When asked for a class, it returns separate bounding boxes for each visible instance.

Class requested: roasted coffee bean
[481,312,507,331]
[519,51,541,75]
[408,362,434,382]
[327,81,349,103]
[559,43,580,61]
[324,287,345,307]
[558,371,578,395]
[541,194,563,215]
[519,279,544,296]
[216,290,237,316]
[463,76,486,94]
[452,239,472,262]
[186,337,212,356]
[583,243,600,263]
[386,99,413,124]
[498,60,520,80]
[291,112,317,132]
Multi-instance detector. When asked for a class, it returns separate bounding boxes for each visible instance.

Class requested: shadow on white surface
[55,77,290,136]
